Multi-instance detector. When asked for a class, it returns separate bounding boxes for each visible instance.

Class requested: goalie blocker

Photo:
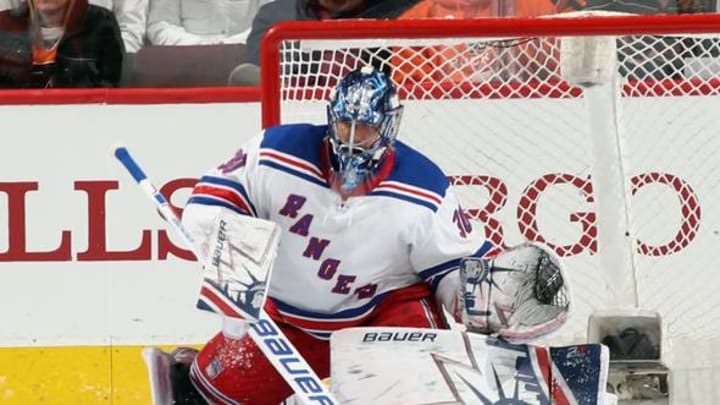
[194,208,281,323]
[457,243,571,341]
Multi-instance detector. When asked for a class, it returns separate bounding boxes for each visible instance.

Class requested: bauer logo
[362,331,437,343]
[211,219,228,267]
[251,319,336,405]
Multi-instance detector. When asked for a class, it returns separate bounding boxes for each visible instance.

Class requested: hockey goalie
[137,67,610,405]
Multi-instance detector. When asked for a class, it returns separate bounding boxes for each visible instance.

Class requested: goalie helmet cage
[261,14,720,404]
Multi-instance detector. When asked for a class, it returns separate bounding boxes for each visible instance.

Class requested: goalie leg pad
[459,243,571,341]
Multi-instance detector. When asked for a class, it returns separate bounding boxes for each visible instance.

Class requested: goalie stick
[114,145,338,405]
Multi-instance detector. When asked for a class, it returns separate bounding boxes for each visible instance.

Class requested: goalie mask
[458,243,571,342]
[326,66,403,193]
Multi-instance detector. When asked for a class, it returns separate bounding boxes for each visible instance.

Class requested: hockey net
[261,14,720,403]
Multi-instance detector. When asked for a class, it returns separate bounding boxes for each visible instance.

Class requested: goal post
[260,14,720,403]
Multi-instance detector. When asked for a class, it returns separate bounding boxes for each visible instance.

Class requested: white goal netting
[261,15,720,404]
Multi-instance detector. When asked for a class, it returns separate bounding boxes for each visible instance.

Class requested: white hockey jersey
[182,123,492,339]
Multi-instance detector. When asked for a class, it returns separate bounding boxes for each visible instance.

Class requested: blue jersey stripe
[369,190,439,212]
[187,196,251,216]
[419,240,495,280]
[199,175,257,216]
[471,240,495,258]
[419,258,461,280]
[422,241,495,291]
[259,160,329,189]
[429,271,453,293]
[270,293,388,320]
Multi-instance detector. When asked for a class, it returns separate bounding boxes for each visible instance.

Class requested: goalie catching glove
[457,243,570,341]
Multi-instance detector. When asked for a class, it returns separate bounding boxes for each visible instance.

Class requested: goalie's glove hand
[457,243,570,342]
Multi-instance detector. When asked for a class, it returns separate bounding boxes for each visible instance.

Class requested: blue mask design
[327,66,404,192]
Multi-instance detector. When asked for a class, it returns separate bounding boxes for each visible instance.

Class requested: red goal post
[260,14,720,402]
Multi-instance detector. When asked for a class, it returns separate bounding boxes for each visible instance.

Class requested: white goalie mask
[458,243,571,341]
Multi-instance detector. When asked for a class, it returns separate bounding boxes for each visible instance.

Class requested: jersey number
[218,148,247,173]
[453,206,473,238]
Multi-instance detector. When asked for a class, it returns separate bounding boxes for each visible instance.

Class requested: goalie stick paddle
[113,145,338,405]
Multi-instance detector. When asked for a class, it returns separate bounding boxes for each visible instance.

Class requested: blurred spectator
[392,0,565,86]
[400,0,561,18]
[554,0,679,14]
[229,0,420,86]
[146,0,271,46]
[0,0,125,88]
[674,0,715,13]
[90,0,148,53]
[556,1,720,80]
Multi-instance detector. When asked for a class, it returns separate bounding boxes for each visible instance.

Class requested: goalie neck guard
[326,66,404,194]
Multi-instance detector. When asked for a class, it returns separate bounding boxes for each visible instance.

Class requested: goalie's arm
[406,183,491,314]
[181,132,268,249]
